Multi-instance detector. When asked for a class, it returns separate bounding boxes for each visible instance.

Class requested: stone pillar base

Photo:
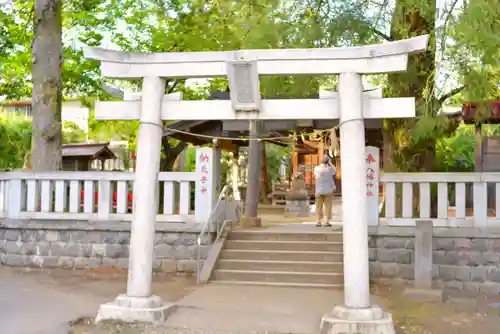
[95,294,175,324]
[320,305,395,334]
[240,216,262,228]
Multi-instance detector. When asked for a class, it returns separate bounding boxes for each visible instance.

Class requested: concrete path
[0,266,383,334]
[0,268,104,334]
[0,267,195,334]
[0,265,350,334]
[163,283,346,333]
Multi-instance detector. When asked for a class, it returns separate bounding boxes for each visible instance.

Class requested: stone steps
[210,230,344,288]
[225,240,343,252]
[228,230,342,242]
[217,259,343,273]
[210,280,341,289]
[220,249,343,262]
[213,269,344,285]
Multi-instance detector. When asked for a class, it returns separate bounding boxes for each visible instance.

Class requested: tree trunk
[382,127,395,172]
[384,1,437,216]
[384,1,437,173]
[260,142,271,204]
[31,0,63,171]
[160,135,187,171]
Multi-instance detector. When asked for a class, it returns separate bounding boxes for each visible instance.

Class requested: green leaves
[435,124,477,172]
[0,0,112,100]
[0,115,32,170]
[445,0,500,101]
[0,115,89,169]
[1,0,496,174]
[0,2,33,99]
[62,121,87,144]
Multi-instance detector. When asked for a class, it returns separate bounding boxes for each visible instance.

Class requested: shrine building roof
[462,100,500,124]
[62,142,116,160]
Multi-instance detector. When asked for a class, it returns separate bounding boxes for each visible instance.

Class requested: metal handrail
[196,185,232,283]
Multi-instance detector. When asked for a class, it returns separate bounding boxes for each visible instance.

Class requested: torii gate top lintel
[88,35,429,122]
[84,35,429,79]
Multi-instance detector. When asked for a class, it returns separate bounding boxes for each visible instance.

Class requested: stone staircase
[210,229,344,288]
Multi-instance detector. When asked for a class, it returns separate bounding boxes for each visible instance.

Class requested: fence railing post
[7,179,22,219]
[414,220,433,289]
[473,181,488,226]
[97,180,112,220]
[403,219,443,302]
[0,180,7,214]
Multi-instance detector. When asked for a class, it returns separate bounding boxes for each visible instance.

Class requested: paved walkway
[0,267,195,334]
[162,283,346,333]
[258,200,344,225]
[4,266,500,334]
[0,268,104,334]
[0,223,346,334]
[1,266,349,334]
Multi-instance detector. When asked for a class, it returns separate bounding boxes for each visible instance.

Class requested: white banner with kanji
[195,147,216,222]
[365,146,380,226]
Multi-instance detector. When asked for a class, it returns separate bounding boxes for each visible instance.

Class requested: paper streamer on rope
[328,127,339,158]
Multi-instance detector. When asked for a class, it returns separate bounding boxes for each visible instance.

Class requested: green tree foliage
[446,0,500,102]
[2,0,498,175]
[0,1,111,99]
[92,0,309,173]
[0,115,32,170]
[436,126,476,172]
[314,0,499,172]
[62,121,87,144]
[436,123,500,172]
[266,144,291,182]
[0,115,87,170]
[0,2,33,98]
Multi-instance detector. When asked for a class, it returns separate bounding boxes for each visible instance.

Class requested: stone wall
[0,219,210,274]
[368,226,500,295]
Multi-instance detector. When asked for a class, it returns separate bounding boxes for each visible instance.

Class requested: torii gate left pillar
[85,35,428,332]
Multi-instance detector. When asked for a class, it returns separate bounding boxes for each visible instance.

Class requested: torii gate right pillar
[320,74,394,333]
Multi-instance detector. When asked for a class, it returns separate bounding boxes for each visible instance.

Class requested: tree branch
[167,43,178,52]
[166,80,179,94]
[170,140,188,156]
[348,13,393,42]
[369,25,393,41]
[25,4,34,31]
[438,86,465,104]
[161,135,188,158]
[440,0,460,28]
[160,135,188,171]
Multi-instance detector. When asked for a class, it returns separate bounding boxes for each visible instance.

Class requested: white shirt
[314,164,336,195]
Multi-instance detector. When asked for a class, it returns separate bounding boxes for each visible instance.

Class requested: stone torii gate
[85,35,428,333]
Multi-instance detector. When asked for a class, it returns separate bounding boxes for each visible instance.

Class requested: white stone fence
[2,167,498,228]
[0,148,219,224]
[0,171,192,222]
[381,172,500,227]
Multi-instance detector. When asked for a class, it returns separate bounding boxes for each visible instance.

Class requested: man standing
[314,154,336,227]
